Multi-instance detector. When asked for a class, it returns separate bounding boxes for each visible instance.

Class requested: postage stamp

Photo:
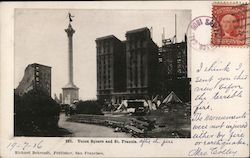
[212,3,249,46]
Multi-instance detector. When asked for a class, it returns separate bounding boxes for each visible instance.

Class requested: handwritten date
[6,140,43,151]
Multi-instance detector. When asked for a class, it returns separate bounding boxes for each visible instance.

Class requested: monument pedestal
[62,83,79,104]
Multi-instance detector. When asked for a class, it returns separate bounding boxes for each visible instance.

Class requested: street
[58,113,131,137]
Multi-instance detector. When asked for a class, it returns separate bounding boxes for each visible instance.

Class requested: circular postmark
[186,16,221,51]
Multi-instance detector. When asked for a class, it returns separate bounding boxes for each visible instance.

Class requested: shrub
[75,100,103,115]
[14,89,60,136]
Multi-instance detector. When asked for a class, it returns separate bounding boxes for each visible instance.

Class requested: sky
[14,9,191,100]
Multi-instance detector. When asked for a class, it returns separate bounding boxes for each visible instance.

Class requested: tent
[147,100,157,110]
[151,95,162,108]
[152,95,158,103]
[162,91,182,104]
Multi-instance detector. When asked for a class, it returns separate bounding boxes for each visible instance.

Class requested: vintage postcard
[0,1,249,157]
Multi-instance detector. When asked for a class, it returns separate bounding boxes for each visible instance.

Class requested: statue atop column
[68,12,74,23]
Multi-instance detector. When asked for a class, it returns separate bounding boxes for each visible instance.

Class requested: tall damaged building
[15,63,51,96]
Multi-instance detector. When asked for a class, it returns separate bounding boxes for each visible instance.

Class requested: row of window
[98,85,111,90]
[97,40,145,51]
[97,47,112,54]
[98,90,111,95]
[35,78,50,88]
[165,64,187,74]
[97,40,113,47]
[128,88,146,93]
[97,61,111,67]
[127,53,145,87]
[97,68,111,78]
[97,88,146,95]
[98,77,112,89]
[97,56,112,65]
[126,41,145,50]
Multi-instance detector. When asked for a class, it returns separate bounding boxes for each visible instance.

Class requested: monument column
[65,24,75,84]
[62,14,79,104]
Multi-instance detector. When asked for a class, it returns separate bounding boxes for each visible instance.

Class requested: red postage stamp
[212,3,249,46]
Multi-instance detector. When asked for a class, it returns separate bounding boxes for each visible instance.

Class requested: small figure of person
[65,105,70,116]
